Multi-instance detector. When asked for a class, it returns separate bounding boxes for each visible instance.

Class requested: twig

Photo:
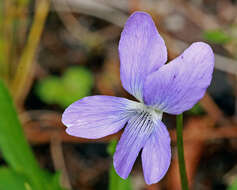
[199,94,226,124]
[53,0,237,76]
[20,110,237,144]
[50,133,72,189]
[174,0,220,30]
[53,0,127,27]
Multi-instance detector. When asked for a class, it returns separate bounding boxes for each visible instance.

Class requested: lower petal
[142,120,171,185]
[113,112,154,179]
[62,95,134,139]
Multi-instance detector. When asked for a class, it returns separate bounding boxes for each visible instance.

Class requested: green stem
[176,114,189,190]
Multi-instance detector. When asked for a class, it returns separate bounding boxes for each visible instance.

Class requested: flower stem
[176,114,189,190]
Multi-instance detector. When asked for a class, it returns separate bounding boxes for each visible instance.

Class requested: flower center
[127,101,163,124]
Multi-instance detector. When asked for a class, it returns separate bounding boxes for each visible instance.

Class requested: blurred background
[1,0,237,190]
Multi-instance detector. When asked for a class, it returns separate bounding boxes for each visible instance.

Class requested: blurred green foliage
[203,29,232,44]
[0,80,64,190]
[228,180,237,190]
[107,140,117,155]
[36,66,93,108]
[18,0,29,6]
[0,167,28,190]
[107,140,133,190]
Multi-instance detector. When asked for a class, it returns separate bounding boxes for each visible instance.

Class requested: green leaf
[0,167,28,190]
[36,66,93,108]
[0,80,64,190]
[228,179,237,190]
[107,141,133,190]
[203,30,232,44]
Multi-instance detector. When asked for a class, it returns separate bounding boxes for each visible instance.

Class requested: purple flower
[62,11,214,184]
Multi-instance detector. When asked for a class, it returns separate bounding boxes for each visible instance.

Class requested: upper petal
[143,42,214,114]
[62,95,134,139]
[113,111,154,179]
[142,120,171,185]
[119,11,167,102]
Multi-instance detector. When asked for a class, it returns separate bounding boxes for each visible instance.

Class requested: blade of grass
[0,0,16,83]
[10,0,50,105]
[0,80,64,190]
[0,167,28,190]
[10,0,31,79]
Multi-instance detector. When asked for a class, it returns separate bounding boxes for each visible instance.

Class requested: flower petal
[62,95,133,139]
[142,120,171,185]
[113,112,154,179]
[143,42,214,114]
[119,11,167,101]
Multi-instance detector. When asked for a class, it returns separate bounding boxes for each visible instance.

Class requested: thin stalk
[1,0,15,83]
[10,0,50,104]
[176,114,189,190]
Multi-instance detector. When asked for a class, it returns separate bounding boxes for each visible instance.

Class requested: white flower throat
[127,101,163,125]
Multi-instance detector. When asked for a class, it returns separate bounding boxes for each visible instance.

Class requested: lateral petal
[143,42,214,114]
[62,95,133,139]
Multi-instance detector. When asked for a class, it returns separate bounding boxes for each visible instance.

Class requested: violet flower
[62,11,214,184]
